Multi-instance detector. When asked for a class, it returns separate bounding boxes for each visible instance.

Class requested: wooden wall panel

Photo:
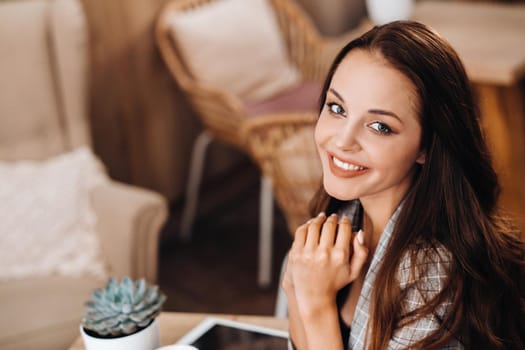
[80,0,200,200]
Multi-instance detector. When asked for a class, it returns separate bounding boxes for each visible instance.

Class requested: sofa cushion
[168,0,301,102]
[0,147,109,282]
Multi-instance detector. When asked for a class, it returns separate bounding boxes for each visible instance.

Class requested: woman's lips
[328,154,369,178]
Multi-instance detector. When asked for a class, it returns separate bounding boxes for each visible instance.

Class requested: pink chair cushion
[245,81,322,117]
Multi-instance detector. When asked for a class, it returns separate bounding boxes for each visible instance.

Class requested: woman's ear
[416,151,426,165]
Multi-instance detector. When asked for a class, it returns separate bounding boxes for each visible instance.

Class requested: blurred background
[79,0,371,316]
[76,0,525,316]
[1,0,525,349]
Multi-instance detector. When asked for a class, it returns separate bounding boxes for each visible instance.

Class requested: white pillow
[0,147,109,281]
[168,0,301,102]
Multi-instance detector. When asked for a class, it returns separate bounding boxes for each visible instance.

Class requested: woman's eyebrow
[329,88,403,124]
[328,88,345,102]
[368,109,403,124]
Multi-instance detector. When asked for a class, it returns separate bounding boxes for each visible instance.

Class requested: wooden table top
[412,1,525,85]
[68,312,289,349]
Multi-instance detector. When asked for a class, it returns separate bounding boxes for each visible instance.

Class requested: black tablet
[175,317,289,350]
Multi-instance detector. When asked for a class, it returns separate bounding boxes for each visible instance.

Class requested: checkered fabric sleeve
[387,246,464,349]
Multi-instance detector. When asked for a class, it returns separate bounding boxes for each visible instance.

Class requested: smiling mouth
[328,154,370,178]
[332,156,366,171]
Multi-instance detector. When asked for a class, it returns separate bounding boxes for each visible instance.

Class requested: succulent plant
[82,277,166,338]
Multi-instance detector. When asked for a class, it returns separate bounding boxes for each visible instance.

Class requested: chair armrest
[242,112,321,232]
[241,112,317,147]
[90,181,168,284]
[186,81,247,147]
[241,111,318,180]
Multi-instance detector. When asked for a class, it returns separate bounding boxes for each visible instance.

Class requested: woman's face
[315,49,425,207]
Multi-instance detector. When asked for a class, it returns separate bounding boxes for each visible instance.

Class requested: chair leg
[180,131,213,242]
[258,175,274,288]
[274,253,289,318]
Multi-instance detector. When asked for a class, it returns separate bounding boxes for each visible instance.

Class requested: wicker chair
[155,0,355,287]
[241,113,322,236]
[242,112,323,317]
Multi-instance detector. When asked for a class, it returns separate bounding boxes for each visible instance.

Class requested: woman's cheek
[314,114,334,148]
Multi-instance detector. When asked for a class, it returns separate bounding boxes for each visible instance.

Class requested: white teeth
[332,156,365,171]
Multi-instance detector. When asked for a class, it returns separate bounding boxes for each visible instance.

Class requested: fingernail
[357,229,364,245]
[317,212,325,217]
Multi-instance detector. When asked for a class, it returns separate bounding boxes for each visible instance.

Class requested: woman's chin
[324,183,358,202]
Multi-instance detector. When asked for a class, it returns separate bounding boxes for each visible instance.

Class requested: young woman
[282,21,525,350]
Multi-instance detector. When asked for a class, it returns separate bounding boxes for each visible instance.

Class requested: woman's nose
[335,120,361,151]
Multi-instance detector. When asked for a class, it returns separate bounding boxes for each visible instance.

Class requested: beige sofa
[0,0,168,349]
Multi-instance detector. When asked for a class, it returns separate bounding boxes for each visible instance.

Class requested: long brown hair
[311,21,525,349]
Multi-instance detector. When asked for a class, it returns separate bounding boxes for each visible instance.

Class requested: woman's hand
[286,212,369,316]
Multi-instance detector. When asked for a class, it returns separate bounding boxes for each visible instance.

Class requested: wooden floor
[158,161,293,316]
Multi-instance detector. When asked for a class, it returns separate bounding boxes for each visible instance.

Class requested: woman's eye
[327,102,346,116]
[369,121,392,135]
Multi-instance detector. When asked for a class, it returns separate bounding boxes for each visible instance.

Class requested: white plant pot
[366,0,414,25]
[81,319,160,350]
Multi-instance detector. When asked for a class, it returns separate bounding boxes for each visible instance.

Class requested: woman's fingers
[305,212,325,249]
[319,214,338,247]
[289,214,368,296]
[335,216,352,254]
[348,230,369,281]
[292,223,308,250]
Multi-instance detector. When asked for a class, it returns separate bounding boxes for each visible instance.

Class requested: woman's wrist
[298,297,338,321]
[301,301,345,350]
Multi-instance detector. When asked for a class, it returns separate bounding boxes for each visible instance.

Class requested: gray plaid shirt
[288,201,463,349]
[344,201,463,349]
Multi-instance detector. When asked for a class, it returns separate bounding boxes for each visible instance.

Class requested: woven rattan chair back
[155,0,357,288]
[155,0,333,147]
[242,113,322,234]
